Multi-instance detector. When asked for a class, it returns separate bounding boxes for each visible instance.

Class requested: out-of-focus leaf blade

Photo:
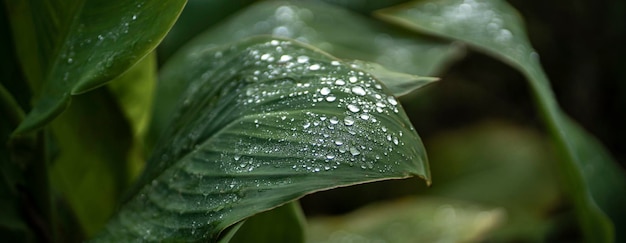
[321,0,411,13]
[307,197,505,243]
[95,37,429,241]
[49,88,136,236]
[347,60,439,97]
[377,0,626,242]
[107,53,157,178]
[5,0,186,134]
[148,0,460,146]
[228,201,306,243]
[158,0,256,63]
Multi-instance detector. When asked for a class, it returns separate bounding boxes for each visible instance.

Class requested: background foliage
[1,0,625,242]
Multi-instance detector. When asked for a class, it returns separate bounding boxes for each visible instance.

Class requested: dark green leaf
[228,201,306,243]
[148,0,460,146]
[106,53,157,179]
[307,197,504,243]
[5,0,186,134]
[377,0,626,242]
[95,37,429,241]
[157,0,256,63]
[321,0,411,13]
[49,88,136,236]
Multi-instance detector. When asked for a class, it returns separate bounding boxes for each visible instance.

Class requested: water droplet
[335,79,346,86]
[325,96,336,102]
[132,15,137,20]
[278,55,292,63]
[309,64,321,70]
[360,113,370,120]
[376,102,386,108]
[319,87,331,96]
[387,96,398,105]
[374,84,382,90]
[331,60,341,65]
[335,140,344,146]
[349,147,361,156]
[347,104,360,113]
[303,122,311,129]
[393,137,399,145]
[297,55,309,63]
[344,116,355,126]
[261,53,271,60]
[329,117,339,124]
[234,155,241,161]
[67,58,73,64]
[351,86,366,96]
[326,154,335,160]
[349,76,358,83]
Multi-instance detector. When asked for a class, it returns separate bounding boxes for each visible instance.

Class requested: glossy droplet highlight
[347,104,360,113]
[344,116,355,126]
[297,55,309,63]
[349,147,361,156]
[351,86,366,96]
[309,64,321,70]
[319,87,331,96]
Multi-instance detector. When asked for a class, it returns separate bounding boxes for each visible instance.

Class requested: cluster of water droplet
[124,38,423,241]
[194,39,416,174]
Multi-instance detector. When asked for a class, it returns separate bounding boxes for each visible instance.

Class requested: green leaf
[157,0,256,63]
[49,87,136,236]
[321,0,411,13]
[227,201,306,243]
[5,0,186,134]
[95,37,429,241]
[377,0,626,242]
[307,197,505,243]
[148,0,460,146]
[347,60,439,97]
[107,53,157,179]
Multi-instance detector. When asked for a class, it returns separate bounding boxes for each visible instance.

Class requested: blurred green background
[298,0,626,241]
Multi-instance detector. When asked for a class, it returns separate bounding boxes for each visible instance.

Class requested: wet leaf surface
[94,37,429,241]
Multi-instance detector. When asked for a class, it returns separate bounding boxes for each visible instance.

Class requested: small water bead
[374,84,382,90]
[351,86,366,96]
[331,60,341,66]
[326,154,335,160]
[329,117,339,124]
[349,147,361,156]
[344,116,355,126]
[319,87,331,96]
[261,53,271,60]
[347,104,360,113]
[303,122,311,129]
[309,64,321,71]
[325,96,336,102]
[376,102,386,108]
[278,55,292,63]
[360,113,370,120]
[349,76,358,83]
[387,96,398,105]
[335,140,344,146]
[234,155,241,161]
[132,15,137,20]
[335,79,346,86]
[297,55,309,63]
[393,137,399,145]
